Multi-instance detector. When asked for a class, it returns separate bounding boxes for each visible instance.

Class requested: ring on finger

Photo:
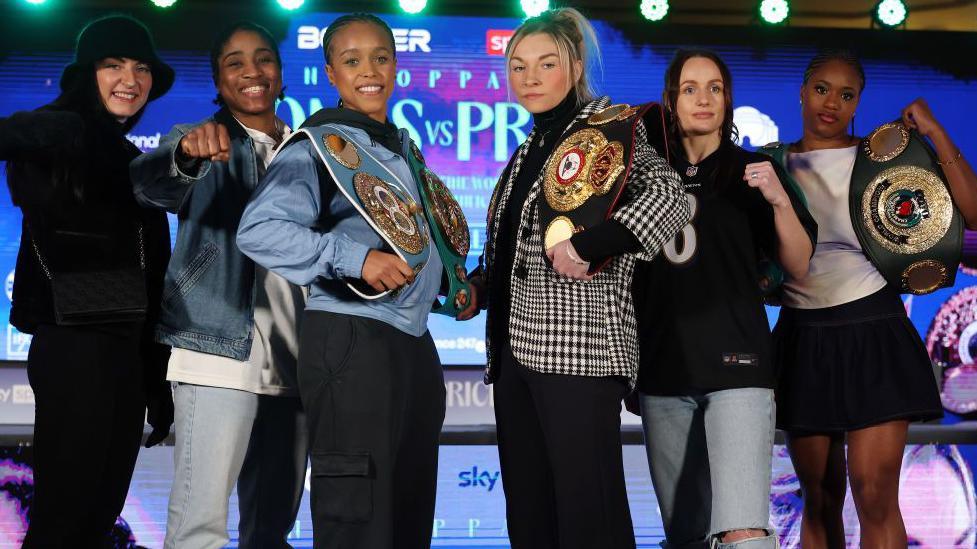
[750,171,759,179]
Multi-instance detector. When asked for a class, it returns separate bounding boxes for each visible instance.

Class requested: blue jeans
[165,384,309,549]
[640,388,777,549]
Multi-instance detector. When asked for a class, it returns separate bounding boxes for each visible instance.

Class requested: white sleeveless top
[781,145,887,309]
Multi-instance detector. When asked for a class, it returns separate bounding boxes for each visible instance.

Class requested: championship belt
[850,120,962,294]
[402,140,473,318]
[538,102,653,272]
[282,124,431,300]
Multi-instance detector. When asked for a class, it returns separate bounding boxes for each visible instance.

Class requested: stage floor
[2,439,976,548]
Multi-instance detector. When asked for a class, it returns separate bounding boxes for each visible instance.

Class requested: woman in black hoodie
[0,15,173,547]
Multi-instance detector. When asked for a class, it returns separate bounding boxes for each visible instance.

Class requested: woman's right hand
[456,275,483,320]
[361,249,415,293]
[178,121,231,162]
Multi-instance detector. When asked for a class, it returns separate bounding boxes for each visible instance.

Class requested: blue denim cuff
[169,142,212,180]
[333,238,371,280]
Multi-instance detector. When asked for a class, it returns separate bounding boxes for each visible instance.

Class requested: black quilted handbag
[31,226,148,325]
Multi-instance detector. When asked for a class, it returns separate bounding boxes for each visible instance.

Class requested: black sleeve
[0,110,86,162]
[772,159,817,257]
[746,152,817,261]
[570,219,642,263]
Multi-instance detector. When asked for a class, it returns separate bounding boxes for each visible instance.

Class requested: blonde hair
[504,7,601,108]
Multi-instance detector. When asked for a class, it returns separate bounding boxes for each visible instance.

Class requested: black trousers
[494,344,635,549]
[298,310,446,549]
[23,323,146,548]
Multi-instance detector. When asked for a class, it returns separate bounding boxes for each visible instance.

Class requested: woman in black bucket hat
[0,15,174,547]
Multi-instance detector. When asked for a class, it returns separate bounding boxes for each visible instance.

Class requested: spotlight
[277,0,304,10]
[758,0,790,24]
[399,0,427,14]
[150,0,178,7]
[521,0,549,18]
[22,0,47,4]
[875,0,908,27]
[640,0,670,21]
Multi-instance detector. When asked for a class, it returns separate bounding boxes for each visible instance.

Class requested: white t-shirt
[166,118,307,396]
[781,145,887,309]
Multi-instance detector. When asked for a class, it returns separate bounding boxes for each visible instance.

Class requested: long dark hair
[48,62,146,133]
[662,49,739,188]
[210,21,286,106]
[662,48,738,146]
[7,64,149,205]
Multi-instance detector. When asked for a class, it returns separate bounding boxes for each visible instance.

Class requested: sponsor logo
[12,384,33,405]
[733,106,779,148]
[0,384,32,404]
[5,270,13,302]
[434,336,486,354]
[297,26,432,52]
[6,325,30,360]
[486,29,514,56]
[445,379,494,408]
[458,466,500,491]
[127,132,161,151]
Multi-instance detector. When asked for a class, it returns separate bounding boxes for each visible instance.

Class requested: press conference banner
[1,13,976,369]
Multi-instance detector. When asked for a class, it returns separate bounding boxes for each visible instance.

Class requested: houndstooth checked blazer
[480,97,690,386]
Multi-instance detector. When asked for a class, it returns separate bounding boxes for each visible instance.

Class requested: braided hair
[803,49,865,92]
[803,49,865,135]
[322,13,395,65]
[210,21,285,106]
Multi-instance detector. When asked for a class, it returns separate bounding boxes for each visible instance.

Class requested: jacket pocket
[164,242,219,300]
[310,451,373,523]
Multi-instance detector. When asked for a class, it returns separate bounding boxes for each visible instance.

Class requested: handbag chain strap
[28,223,146,281]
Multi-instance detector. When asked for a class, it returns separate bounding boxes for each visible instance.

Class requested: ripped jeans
[640,388,778,549]
[297,310,446,549]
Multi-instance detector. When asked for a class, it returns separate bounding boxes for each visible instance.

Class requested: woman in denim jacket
[130,22,308,549]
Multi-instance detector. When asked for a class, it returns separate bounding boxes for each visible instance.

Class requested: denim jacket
[130,108,266,360]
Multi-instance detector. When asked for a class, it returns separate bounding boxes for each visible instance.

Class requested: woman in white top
[772,50,977,548]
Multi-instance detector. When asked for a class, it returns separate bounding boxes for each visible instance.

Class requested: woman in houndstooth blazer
[458,8,690,548]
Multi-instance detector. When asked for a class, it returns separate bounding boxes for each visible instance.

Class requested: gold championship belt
[286,124,432,300]
[403,140,474,318]
[539,102,659,272]
[850,120,963,294]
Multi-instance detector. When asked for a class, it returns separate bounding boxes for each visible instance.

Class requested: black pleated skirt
[773,287,943,433]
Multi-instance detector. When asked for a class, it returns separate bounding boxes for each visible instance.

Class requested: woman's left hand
[744,161,790,208]
[902,98,946,139]
[546,239,594,280]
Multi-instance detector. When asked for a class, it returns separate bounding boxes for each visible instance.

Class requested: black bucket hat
[59,15,175,101]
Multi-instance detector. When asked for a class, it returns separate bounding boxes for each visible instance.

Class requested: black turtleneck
[497,93,640,271]
[503,92,579,243]
[488,93,577,344]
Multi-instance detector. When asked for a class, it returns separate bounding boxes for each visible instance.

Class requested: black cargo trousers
[298,310,446,549]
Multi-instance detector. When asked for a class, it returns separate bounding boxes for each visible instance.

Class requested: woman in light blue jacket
[237,12,452,548]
